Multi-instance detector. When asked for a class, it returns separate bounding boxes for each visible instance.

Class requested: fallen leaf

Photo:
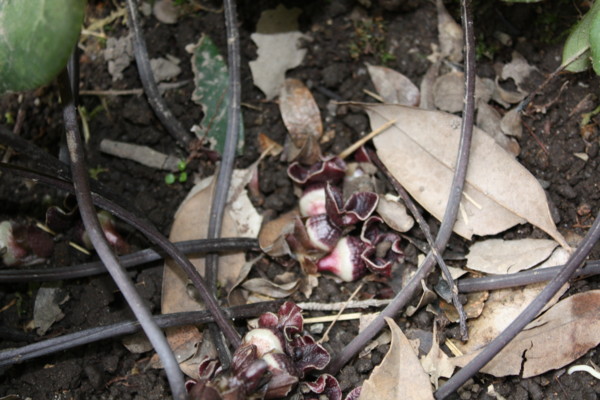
[359,318,434,400]
[406,280,437,317]
[150,55,181,82]
[258,209,299,257]
[453,247,570,356]
[148,326,203,368]
[419,60,441,110]
[453,290,600,378]
[376,194,414,232]
[476,102,520,156]
[440,290,489,322]
[500,107,523,139]
[500,51,538,91]
[466,238,558,275]
[279,79,323,164]
[366,104,569,248]
[189,35,244,155]
[242,277,300,299]
[33,285,69,336]
[436,0,463,63]
[153,0,178,24]
[492,76,527,106]
[249,5,307,100]
[420,326,455,388]
[367,64,420,106]
[432,71,493,113]
[162,168,262,315]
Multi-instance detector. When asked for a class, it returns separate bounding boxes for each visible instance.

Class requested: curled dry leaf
[440,291,488,322]
[376,195,414,232]
[500,107,523,139]
[436,0,463,63]
[419,326,455,389]
[279,78,323,164]
[366,104,569,249]
[366,63,420,106]
[419,61,441,110]
[432,71,493,113]
[492,76,527,107]
[453,290,600,378]
[500,51,538,92]
[242,277,300,299]
[359,318,434,400]
[466,238,558,275]
[453,247,570,356]
[249,5,306,100]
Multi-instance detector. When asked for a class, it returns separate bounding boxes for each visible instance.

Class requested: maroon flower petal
[242,328,284,357]
[353,146,372,163]
[276,301,304,339]
[316,236,367,282]
[341,191,379,225]
[345,386,362,400]
[361,246,392,277]
[305,214,342,252]
[258,312,279,330]
[265,372,299,399]
[301,374,342,400]
[288,156,346,185]
[289,334,331,376]
[299,184,327,217]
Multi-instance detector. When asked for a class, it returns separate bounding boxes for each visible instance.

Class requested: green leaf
[590,6,600,75]
[0,0,86,93]
[562,2,600,72]
[165,174,176,185]
[190,35,244,155]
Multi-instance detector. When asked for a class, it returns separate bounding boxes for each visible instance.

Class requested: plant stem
[125,0,192,149]
[0,237,258,282]
[0,301,281,368]
[327,0,476,375]
[204,0,243,367]
[58,69,187,400]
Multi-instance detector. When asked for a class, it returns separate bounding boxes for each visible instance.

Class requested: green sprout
[165,160,188,185]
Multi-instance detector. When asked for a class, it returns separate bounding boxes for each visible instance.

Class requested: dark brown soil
[1,1,600,399]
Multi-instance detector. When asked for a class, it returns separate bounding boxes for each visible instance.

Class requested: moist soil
[1,1,600,399]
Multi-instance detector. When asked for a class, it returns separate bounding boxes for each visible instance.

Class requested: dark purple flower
[360,216,404,277]
[301,374,342,400]
[0,221,53,267]
[288,334,331,377]
[316,236,367,282]
[299,184,327,217]
[288,156,346,185]
[324,183,379,227]
[305,214,343,252]
[259,301,304,340]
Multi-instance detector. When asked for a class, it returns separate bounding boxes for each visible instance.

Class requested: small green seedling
[165,160,188,185]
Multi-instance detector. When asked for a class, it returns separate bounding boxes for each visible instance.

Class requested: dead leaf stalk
[125,0,193,149]
[327,0,477,376]
[58,69,187,400]
[204,0,244,367]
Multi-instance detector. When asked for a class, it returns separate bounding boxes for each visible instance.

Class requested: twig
[337,119,397,160]
[327,0,477,375]
[204,0,242,367]
[124,0,193,149]
[0,237,258,282]
[436,214,600,398]
[319,284,363,343]
[297,299,393,311]
[58,69,186,400]
[0,301,280,368]
[79,81,191,96]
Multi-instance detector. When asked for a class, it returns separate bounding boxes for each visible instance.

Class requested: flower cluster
[186,302,356,399]
[285,156,404,282]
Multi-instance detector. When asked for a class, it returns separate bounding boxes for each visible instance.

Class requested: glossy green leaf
[0,0,86,93]
[190,35,244,155]
[562,2,600,72]
[590,6,600,75]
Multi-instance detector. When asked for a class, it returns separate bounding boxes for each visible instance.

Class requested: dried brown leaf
[476,102,520,156]
[453,290,600,378]
[454,248,570,356]
[367,64,420,106]
[359,318,434,400]
[242,277,300,298]
[436,0,463,62]
[466,238,558,275]
[432,71,493,113]
[420,326,455,389]
[367,104,569,248]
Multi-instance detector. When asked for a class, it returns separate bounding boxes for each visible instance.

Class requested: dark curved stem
[327,0,476,375]
[205,0,243,366]
[58,69,187,400]
[0,301,281,368]
[436,215,600,398]
[125,0,193,149]
[0,238,258,282]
